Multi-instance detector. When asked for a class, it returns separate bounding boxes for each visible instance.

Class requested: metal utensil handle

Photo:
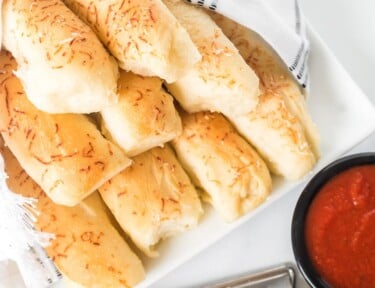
[203,263,295,288]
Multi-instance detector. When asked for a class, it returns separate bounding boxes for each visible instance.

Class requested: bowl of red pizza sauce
[291,153,375,288]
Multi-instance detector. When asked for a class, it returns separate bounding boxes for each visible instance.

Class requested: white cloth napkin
[186,0,310,87]
[0,155,61,288]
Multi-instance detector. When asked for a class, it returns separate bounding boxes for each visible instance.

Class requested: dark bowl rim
[291,152,375,288]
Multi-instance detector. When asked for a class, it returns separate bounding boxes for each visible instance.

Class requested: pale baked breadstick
[205,15,317,180]
[100,72,182,157]
[2,0,119,113]
[172,111,272,222]
[212,14,320,157]
[63,0,201,83]
[0,51,131,206]
[1,142,145,287]
[229,92,316,180]
[99,145,203,257]
[163,0,260,116]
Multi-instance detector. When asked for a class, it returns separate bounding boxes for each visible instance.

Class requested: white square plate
[1,23,375,288]
[135,23,375,288]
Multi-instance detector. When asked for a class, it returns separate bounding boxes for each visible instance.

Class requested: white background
[151,1,375,287]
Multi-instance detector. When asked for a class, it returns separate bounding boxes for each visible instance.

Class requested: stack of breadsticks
[0,0,319,286]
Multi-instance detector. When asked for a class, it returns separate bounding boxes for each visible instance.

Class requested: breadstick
[0,51,131,206]
[172,111,272,222]
[100,72,182,157]
[99,145,203,257]
[212,14,320,157]
[229,92,316,180]
[163,0,260,116]
[63,0,201,83]
[2,0,119,113]
[0,142,145,287]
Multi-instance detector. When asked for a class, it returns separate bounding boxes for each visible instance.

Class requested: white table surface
[151,1,375,287]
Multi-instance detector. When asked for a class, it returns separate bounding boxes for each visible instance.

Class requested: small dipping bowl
[291,153,375,288]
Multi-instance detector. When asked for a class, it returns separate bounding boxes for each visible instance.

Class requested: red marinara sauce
[305,165,375,288]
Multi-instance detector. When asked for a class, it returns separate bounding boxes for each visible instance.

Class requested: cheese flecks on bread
[212,14,320,157]
[0,143,145,287]
[0,51,131,206]
[163,0,260,116]
[229,92,316,180]
[2,0,119,114]
[206,15,317,179]
[172,112,272,222]
[100,72,182,157]
[62,0,201,83]
[99,145,203,257]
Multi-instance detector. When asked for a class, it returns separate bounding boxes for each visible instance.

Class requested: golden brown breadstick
[2,0,119,114]
[100,72,182,157]
[212,14,320,157]
[209,15,317,180]
[0,142,145,287]
[172,111,272,222]
[99,145,203,257]
[163,0,260,117]
[230,91,316,180]
[63,0,201,83]
[0,51,131,206]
